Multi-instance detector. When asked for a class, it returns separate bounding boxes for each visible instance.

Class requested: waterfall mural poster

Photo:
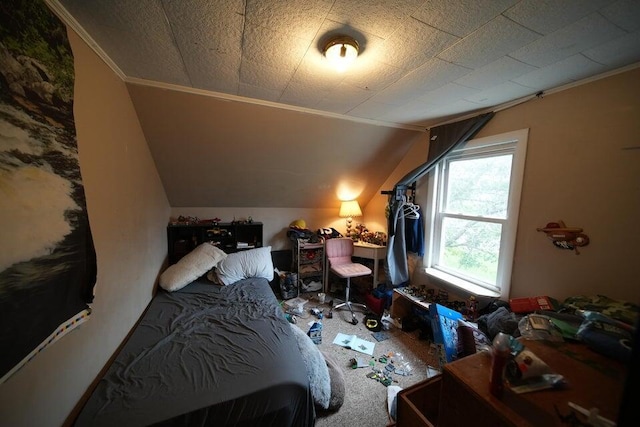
[0,0,97,383]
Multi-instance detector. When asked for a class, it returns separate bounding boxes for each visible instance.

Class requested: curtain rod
[381,183,414,195]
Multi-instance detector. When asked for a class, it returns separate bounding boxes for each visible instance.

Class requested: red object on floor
[509,296,554,313]
[365,293,384,315]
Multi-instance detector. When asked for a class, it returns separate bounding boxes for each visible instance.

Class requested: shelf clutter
[293,238,324,294]
[166,218,263,265]
[389,287,635,426]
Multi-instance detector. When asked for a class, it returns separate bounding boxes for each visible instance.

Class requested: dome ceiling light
[322,36,359,72]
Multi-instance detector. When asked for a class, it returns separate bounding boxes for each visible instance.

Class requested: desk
[397,339,627,427]
[353,242,386,286]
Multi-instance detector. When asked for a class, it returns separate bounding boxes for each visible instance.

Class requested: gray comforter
[75,277,314,427]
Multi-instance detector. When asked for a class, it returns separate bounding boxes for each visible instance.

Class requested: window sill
[424,268,501,299]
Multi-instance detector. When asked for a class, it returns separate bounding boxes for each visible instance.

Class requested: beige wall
[365,134,431,231]
[170,132,430,252]
[411,68,640,304]
[0,29,171,426]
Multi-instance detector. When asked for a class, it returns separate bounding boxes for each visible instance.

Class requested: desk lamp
[339,200,362,237]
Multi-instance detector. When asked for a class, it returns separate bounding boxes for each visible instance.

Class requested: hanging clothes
[405,211,424,256]
[386,199,409,286]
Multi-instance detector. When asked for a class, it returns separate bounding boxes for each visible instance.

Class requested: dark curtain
[386,112,495,286]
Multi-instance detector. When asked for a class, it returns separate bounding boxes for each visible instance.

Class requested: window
[423,129,528,299]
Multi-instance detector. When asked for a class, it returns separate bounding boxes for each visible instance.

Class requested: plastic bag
[517,314,564,341]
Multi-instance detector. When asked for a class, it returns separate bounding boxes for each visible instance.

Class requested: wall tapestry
[0,0,97,384]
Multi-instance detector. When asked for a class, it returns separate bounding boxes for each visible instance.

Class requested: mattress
[75,277,315,427]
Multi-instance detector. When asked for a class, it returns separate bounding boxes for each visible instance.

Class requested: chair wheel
[351,317,358,325]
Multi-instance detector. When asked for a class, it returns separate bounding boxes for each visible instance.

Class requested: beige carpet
[292,291,440,427]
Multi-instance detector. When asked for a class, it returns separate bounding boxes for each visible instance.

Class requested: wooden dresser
[395,339,627,427]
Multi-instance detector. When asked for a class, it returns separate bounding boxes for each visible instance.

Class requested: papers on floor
[332,332,375,356]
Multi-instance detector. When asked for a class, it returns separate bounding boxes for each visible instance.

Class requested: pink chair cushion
[326,238,372,278]
[331,263,371,278]
[325,238,354,266]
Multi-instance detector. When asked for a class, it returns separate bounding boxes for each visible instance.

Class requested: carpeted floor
[291,291,440,427]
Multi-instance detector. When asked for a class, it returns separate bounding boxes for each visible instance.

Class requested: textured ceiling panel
[315,83,374,113]
[58,0,640,128]
[242,25,309,71]
[438,16,540,69]
[327,0,425,39]
[399,58,472,94]
[416,83,480,107]
[237,83,281,103]
[53,0,640,208]
[343,61,404,93]
[454,56,537,90]
[513,55,607,90]
[378,17,458,71]
[412,0,519,38]
[600,0,640,31]
[584,32,640,67]
[510,14,626,68]
[279,81,327,109]
[348,100,398,120]
[245,0,331,41]
[290,56,346,90]
[463,81,534,106]
[240,58,294,92]
[164,1,243,92]
[427,99,486,117]
[504,0,611,35]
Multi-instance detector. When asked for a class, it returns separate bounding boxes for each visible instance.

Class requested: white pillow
[159,243,227,292]
[215,246,274,286]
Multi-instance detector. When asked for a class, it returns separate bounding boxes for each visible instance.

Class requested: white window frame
[423,128,528,300]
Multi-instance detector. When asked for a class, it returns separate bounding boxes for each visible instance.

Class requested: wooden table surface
[441,339,628,426]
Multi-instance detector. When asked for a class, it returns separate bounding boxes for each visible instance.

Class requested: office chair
[325,238,372,325]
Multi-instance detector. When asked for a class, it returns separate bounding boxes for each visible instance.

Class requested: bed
[75,244,317,427]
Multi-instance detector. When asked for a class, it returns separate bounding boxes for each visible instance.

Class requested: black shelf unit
[167,222,263,265]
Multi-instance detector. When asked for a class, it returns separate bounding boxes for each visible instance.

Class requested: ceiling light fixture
[323,36,359,72]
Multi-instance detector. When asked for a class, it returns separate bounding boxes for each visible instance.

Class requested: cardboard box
[429,303,463,366]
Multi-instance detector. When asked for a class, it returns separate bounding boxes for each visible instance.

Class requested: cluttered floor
[282,287,439,427]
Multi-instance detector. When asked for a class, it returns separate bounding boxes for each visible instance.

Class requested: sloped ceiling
[50,0,640,208]
[128,84,420,207]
